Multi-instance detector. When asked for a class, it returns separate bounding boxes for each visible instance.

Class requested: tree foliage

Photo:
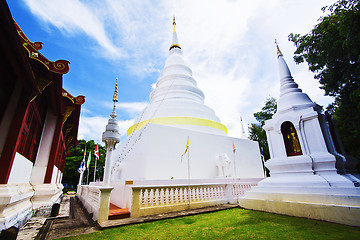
[249,97,277,161]
[63,140,106,190]
[288,0,360,160]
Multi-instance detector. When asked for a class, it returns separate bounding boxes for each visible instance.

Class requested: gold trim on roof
[14,20,70,74]
[62,89,85,105]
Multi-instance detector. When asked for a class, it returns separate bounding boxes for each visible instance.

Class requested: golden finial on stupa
[113,77,118,102]
[275,39,283,57]
[173,16,176,33]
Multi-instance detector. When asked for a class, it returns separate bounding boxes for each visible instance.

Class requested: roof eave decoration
[62,89,84,148]
[62,89,86,105]
[14,20,70,74]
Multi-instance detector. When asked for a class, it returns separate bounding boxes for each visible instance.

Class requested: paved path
[18,195,239,239]
[39,197,96,240]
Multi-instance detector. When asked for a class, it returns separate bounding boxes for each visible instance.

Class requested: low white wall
[77,185,101,221]
[80,178,262,221]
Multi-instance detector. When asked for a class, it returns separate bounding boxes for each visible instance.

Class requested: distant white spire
[240,116,247,139]
[102,78,121,187]
[275,42,314,112]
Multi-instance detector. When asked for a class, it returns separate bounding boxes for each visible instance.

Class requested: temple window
[281,121,302,156]
[17,96,47,162]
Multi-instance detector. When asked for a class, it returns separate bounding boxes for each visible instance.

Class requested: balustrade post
[131,187,141,217]
[98,187,113,223]
[225,184,235,203]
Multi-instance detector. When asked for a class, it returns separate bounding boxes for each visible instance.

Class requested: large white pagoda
[102,18,265,211]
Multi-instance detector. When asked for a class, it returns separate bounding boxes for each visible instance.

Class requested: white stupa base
[240,175,360,226]
[240,195,360,227]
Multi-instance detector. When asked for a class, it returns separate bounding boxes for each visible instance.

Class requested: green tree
[63,140,106,190]
[288,0,360,161]
[249,97,277,161]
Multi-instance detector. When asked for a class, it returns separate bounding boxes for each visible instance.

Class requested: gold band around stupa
[127,117,228,136]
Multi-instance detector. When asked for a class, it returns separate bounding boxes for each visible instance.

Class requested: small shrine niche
[281,121,302,156]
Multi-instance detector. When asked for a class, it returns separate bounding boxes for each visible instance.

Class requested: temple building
[0,2,84,234]
[240,44,360,226]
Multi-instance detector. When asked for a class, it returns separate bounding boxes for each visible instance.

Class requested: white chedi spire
[275,42,314,113]
[102,79,120,145]
[102,79,120,187]
[127,18,227,136]
[240,116,247,139]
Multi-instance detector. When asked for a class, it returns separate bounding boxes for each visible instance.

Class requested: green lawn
[58,208,360,240]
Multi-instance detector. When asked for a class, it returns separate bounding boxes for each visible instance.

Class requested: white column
[30,110,57,184]
[103,142,114,187]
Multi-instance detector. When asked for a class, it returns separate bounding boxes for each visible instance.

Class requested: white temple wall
[7,153,33,184]
[112,124,264,181]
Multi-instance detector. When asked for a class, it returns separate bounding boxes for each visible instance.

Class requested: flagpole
[78,171,84,185]
[187,137,191,208]
[93,158,97,182]
[233,151,236,176]
[86,151,91,185]
[94,143,99,182]
[86,168,89,185]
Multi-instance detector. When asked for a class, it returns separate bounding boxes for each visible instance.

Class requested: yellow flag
[181,137,189,160]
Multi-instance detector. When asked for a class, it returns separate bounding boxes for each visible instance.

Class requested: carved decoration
[63,105,76,124]
[14,20,70,74]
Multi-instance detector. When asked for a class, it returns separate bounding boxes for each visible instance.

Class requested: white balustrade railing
[76,185,101,220]
[232,183,257,198]
[130,180,260,217]
[76,179,262,220]
[138,185,227,208]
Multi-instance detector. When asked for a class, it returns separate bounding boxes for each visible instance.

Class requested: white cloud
[78,115,133,143]
[23,0,124,58]
[116,102,148,118]
[99,101,148,118]
[22,0,336,140]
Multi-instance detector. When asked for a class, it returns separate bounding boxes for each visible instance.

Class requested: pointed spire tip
[113,77,118,103]
[173,16,176,33]
[169,16,181,51]
[274,39,283,57]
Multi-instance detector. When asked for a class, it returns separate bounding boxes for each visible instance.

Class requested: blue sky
[7,0,335,144]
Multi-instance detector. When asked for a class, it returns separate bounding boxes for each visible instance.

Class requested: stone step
[108,203,130,220]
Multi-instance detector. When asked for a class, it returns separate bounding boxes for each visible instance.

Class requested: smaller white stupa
[102,79,121,187]
[240,43,360,227]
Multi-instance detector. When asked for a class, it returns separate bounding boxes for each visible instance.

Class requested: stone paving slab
[16,195,71,240]
[17,217,47,240]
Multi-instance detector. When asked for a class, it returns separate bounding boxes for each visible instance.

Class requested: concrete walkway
[17,195,239,239]
[17,195,71,240]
